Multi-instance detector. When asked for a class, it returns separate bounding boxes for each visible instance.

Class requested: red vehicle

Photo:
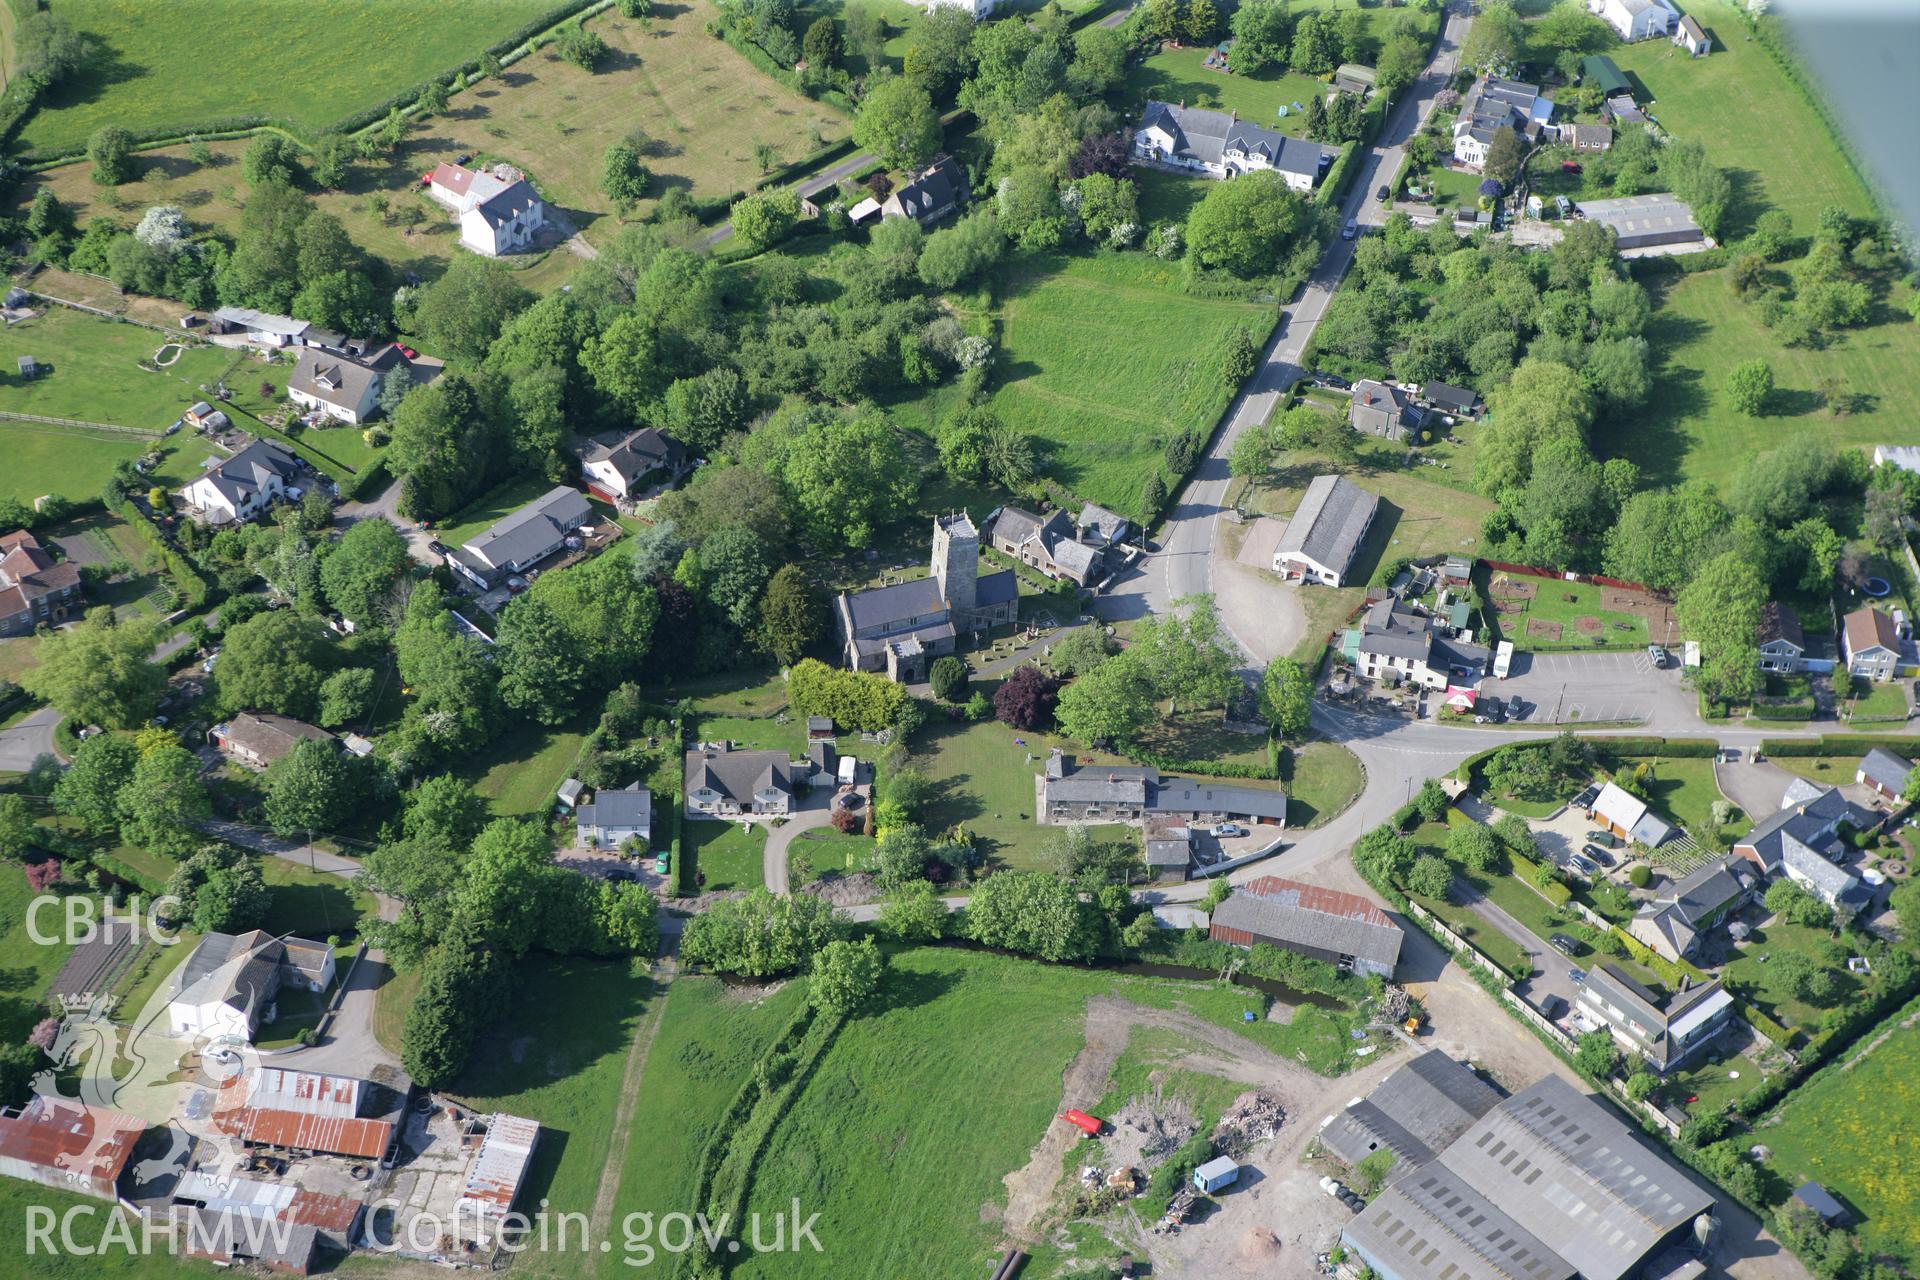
[398,345,418,360]
[1060,1110,1104,1137]
[1560,160,1583,174]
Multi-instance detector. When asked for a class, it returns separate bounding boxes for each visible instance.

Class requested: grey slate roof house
[1320,1050,1502,1171]
[879,156,968,226]
[1578,963,1734,1074]
[1349,380,1427,442]
[1272,475,1378,587]
[1451,76,1554,167]
[1133,100,1333,191]
[1074,503,1133,554]
[1841,605,1901,682]
[182,439,302,526]
[1734,780,1874,915]
[581,428,689,502]
[1143,822,1193,882]
[576,784,652,850]
[1039,753,1288,829]
[684,744,792,817]
[448,486,594,587]
[986,506,1104,587]
[1420,381,1480,418]
[1757,601,1807,673]
[834,513,1019,682]
[1209,876,1401,977]
[287,347,383,425]
[1857,747,1912,800]
[1351,597,1490,692]
[1629,856,1753,962]
[1342,1074,1716,1280]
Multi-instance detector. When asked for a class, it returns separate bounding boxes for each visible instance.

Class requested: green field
[734,946,1370,1279]
[1764,993,1920,1266]
[1281,739,1366,828]
[17,0,559,154]
[462,712,594,817]
[1613,268,1920,491]
[903,251,1269,517]
[1130,45,1329,137]
[1607,0,1875,233]
[0,308,246,428]
[0,1178,225,1278]
[0,863,78,1042]
[0,421,212,510]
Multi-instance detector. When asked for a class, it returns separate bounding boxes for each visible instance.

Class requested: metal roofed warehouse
[1574,194,1708,252]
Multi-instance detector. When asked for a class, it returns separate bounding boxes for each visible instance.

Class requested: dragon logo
[32,937,280,1187]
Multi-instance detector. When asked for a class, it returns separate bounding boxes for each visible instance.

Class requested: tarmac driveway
[0,706,61,771]
[1480,649,1681,725]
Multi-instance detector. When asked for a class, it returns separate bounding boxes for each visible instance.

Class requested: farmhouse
[834,513,1019,682]
[1134,100,1334,190]
[211,712,336,771]
[427,161,547,257]
[1585,780,1676,848]
[447,485,595,589]
[1420,381,1480,419]
[213,1066,401,1163]
[1841,606,1900,682]
[1340,1073,1716,1280]
[1349,380,1427,442]
[1272,474,1378,587]
[580,428,690,503]
[1590,0,1674,42]
[1674,12,1711,55]
[1856,747,1911,801]
[0,1095,146,1201]
[1629,856,1753,963]
[575,784,652,850]
[166,929,336,1044]
[1320,1050,1503,1171]
[986,504,1117,587]
[1577,963,1734,1074]
[286,347,383,425]
[1211,876,1402,976]
[1757,601,1807,673]
[684,743,793,817]
[182,439,302,526]
[880,155,969,226]
[1349,597,1490,692]
[1451,77,1554,168]
[0,529,82,637]
[1574,194,1708,253]
[210,307,309,349]
[1038,752,1289,828]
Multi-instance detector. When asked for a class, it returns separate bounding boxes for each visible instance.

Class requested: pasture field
[1763,993,1920,1266]
[918,251,1269,517]
[0,307,242,428]
[1281,739,1366,827]
[0,1179,226,1279]
[0,421,213,508]
[1613,268,1920,491]
[16,0,558,154]
[734,946,1370,1280]
[1606,0,1875,233]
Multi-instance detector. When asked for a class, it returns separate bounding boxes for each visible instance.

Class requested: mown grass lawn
[903,251,1269,517]
[1615,267,1920,491]
[463,712,594,817]
[593,974,806,1280]
[1611,756,1747,843]
[1845,679,1910,723]
[1130,711,1272,770]
[1128,46,1329,136]
[0,422,214,515]
[1606,0,1875,234]
[0,863,78,1042]
[1723,919,1855,1042]
[1246,453,1492,588]
[443,955,658,1254]
[0,308,246,428]
[685,818,766,893]
[1282,739,1365,828]
[434,473,565,546]
[1763,993,1920,1268]
[18,0,559,154]
[734,946,1368,1280]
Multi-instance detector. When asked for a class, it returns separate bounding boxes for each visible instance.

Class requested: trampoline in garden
[1863,577,1892,597]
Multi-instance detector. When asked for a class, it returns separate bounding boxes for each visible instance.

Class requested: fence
[0,411,161,437]
[1406,899,1518,982]
[1479,559,1660,598]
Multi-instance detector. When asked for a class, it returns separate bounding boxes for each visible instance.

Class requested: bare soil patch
[1525,618,1563,641]
[1575,616,1603,634]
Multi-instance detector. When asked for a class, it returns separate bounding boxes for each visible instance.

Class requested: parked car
[1647,644,1667,667]
[1376,184,1390,200]
[1342,218,1359,240]
[1570,854,1599,877]
[1213,823,1247,838]
[427,540,450,556]
[654,851,670,875]
[1549,934,1579,957]
[1582,843,1615,867]
[398,344,419,360]
[1507,695,1524,717]
[1568,968,1587,985]
[1540,994,1568,1020]
[1585,830,1618,848]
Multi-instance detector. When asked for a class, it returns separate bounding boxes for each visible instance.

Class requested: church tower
[931,512,979,617]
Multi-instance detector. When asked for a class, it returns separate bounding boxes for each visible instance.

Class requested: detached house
[287,347,383,425]
[447,485,594,588]
[1630,856,1752,963]
[575,784,652,850]
[987,506,1103,587]
[167,929,336,1044]
[1451,77,1553,168]
[1590,0,1674,42]
[1273,475,1378,587]
[1735,779,1875,915]
[1842,606,1900,682]
[581,428,690,503]
[1349,380,1427,443]
[1349,597,1490,692]
[1135,100,1334,191]
[211,712,336,771]
[427,161,547,257]
[1577,963,1733,1074]
[880,156,968,226]
[0,530,82,636]
[684,743,792,817]
[1757,601,1806,674]
[182,439,301,526]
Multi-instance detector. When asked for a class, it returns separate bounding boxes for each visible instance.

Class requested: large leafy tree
[388,370,511,522]
[739,405,911,549]
[681,886,844,977]
[1259,658,1313,738]
[965,870,1097,961]
[1132,595,1242,715]
[1055,650,1153,746]
[117,744,210,855]
[1473,359,1593,497]
[165,845,271,934]
[216,610,333,720]
[21,607,163,729]
[756,563,825,667]
[494,594,589,725]
[854,76,942,170]
[408,254,533,363]
[1678,551,1767,706]
[1185,171,1308,279]
[52,734,141,834]
[994,665,1062,730]
[526,552,660,688]
[263,737,363,836]
[320,518,409,626]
